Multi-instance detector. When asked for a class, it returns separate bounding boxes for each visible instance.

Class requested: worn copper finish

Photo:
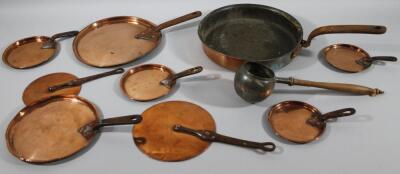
[323,44,397,73]
[22,73,80,105]
[268,101,356,144]
[324,44,368,72]
[268,101,323,144]
[120,64,173,101]
[6,96,99,163]
[198,4,387,71]
[132,101,216,162]
[2,36,57,69]
[73,16,159,67]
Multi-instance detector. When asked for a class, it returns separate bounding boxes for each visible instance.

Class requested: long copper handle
[42,30,79,49]
[173,124,276,152]
[276,77,383,96]
[302,25,386,47]
[307,108,356,128]
[48,68,124,92]
[154,11,202,31]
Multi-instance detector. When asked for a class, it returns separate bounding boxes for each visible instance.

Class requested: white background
[0,0,399,173]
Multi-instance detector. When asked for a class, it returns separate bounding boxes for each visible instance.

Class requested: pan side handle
[302,25,386,47]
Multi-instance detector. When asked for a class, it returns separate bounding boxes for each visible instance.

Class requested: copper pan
[5,95,141,164]
[198,4,386,71]
[2,31,78,69]
[120,64,202,101]
[73,11,201,67]
[267,101,356,144]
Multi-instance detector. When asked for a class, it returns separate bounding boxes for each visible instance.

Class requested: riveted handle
[48,68,124,92]
[302,25,386,47]
[308,108,356,128]
[42,30,79,49]
[160,66,203,87]
[173,124,276,152]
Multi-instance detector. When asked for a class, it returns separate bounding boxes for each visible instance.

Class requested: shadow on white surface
[180,78,250,108]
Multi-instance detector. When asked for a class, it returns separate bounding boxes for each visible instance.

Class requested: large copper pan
[198,4,386,71]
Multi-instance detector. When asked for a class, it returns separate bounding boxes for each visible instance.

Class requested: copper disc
[120,64,173,101]
[323,44,370,73]
[22,73,81,105]
[2,36,57,69]
[73,16,160,67]
[268,101,324,144]
[6,96,99,163]
[133,101,216,161]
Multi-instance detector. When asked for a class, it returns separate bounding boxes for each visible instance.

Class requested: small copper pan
[22,68,124,105]
[73,11,201,67]
[6,95,142,164]
[267,101,356,144]
[323,44,397,73]
[2,31,78,69]
[120,64,202,101]
[133,101,276,162]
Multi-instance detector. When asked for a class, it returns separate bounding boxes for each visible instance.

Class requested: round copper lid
[132,101,216,161]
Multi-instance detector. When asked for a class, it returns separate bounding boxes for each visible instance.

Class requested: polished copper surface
[268,101,324,144]
[323,44,370,73]
[2,36,57,69]
[133,101,216,161]
[120,64,173,101]
[73,16,159,67]
[6,96,99,163]
[22,73,81,105]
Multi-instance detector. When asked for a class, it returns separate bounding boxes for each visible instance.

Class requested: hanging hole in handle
[134,137,146,145]
[114,68,125,73]
[259,142,276,152]
[131,116,142,123]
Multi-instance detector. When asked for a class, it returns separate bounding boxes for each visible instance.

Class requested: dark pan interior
[199,4,303,61]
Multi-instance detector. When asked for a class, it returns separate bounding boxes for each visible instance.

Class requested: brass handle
[302,25,386,47]
[277,77,384,96]
[160,66,203,87]
[48,68,124,92]
[173,124,276,152]
[42,30,79,49]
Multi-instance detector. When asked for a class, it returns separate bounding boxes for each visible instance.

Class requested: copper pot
[198,4,386,71]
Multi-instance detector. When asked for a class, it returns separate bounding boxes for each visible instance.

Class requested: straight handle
[281,77,384,96]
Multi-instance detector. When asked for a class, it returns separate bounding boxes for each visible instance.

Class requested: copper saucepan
[2,31,78,69]
[198,4,386,71]
[22,68,124,105]
[73,11,201,67]
[6,95,142,164]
